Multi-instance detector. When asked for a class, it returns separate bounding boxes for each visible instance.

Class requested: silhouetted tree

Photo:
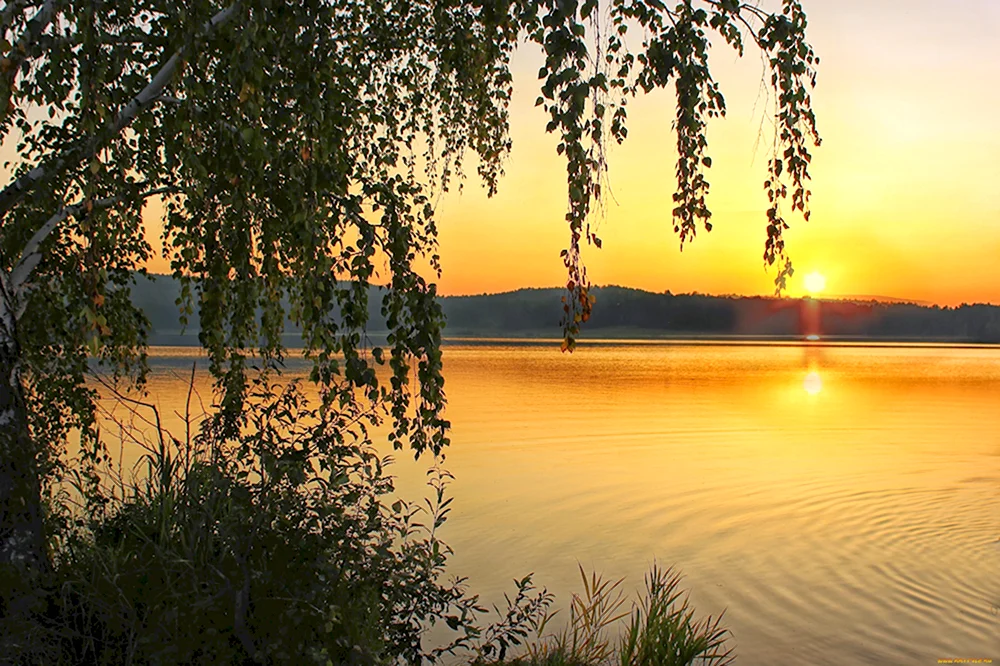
[0,0,819,607]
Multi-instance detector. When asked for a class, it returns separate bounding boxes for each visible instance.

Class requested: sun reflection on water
[804,370,823,395]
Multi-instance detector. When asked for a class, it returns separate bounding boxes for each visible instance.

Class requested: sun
[804,271,826,295]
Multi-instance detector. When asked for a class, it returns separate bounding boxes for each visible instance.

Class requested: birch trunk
[0,276,46,615]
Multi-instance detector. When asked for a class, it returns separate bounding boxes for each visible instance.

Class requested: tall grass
[9,369,734,665]
[619,565,733,666]
[481,565,733,666]
[20,373,490,665]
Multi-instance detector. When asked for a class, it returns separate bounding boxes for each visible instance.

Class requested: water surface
[112,343,1000,664]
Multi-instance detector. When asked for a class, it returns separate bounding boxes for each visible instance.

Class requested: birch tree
[0,0,818,593]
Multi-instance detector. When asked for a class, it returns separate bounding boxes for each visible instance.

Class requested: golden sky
[429,0,1000,304]
[118,1,999,305]
[2,3,996,305]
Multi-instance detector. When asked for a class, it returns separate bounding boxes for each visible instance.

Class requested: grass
[5,373,735,665]
[476,564,734,666]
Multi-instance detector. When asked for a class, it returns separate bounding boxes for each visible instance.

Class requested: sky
[112,0,1000,305]
[425,0,1000,304]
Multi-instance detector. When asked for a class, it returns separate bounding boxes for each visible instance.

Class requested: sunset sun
[804,271,827,295]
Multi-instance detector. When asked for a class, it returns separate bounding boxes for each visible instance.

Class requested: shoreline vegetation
[32,376,734,665]
[133,275,1000,347]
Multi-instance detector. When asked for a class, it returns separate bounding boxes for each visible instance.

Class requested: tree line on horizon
[133,274,1000,344]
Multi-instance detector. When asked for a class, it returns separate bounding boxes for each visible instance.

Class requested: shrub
[31,375,485,665]
[13,371,731,666]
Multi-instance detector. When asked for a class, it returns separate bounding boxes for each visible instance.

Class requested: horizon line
[137,273,999,308]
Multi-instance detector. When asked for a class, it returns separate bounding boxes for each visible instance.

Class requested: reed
[481,564,733,666]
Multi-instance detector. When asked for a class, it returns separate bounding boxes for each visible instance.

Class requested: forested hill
[131,274,1000,344]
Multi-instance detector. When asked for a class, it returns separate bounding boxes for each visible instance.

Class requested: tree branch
[9,184,178,297]
[0,0,59,123]
[91,372,168,457]
[0,1,30,28]
[0,2,239,218]
[158,94,240,137]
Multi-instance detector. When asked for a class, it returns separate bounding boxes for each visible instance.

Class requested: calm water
[104,343,1000,664]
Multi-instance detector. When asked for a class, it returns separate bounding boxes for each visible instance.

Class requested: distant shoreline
[146,332,1000,351]
[133,276,1000,346]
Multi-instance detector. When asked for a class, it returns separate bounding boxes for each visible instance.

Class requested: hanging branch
[0,0,59,124]
[8,184,179,301]
[0,2,238,219]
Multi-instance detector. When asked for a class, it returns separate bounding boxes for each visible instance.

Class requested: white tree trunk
[0,2,239,217]
[0,271,46,598]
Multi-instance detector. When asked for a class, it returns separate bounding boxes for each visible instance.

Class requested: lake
[101,342,1000,665]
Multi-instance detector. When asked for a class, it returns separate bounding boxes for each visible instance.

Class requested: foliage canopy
[0,0,820,624]
[0,0,818,453]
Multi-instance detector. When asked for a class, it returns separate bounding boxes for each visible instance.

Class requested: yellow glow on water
[90,342,1000,664]
[803,370,823,395]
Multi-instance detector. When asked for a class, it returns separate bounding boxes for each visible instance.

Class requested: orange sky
[135,1,1000,305]
[425,0,1000,305]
